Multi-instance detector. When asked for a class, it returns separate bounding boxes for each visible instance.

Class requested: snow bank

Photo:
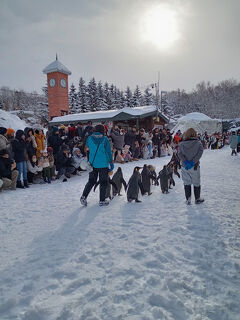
[172,112,222,134]
[0,109,28,130]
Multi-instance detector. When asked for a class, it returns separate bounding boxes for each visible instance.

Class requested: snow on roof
[178,112,212,122]
[0,110,28,130]
[50,105,160,124]
[43,56,71,75]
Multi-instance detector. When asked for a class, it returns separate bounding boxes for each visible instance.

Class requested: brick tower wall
[47,72,69,120]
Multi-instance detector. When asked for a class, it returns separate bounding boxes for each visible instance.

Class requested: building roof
[49,105,169,125]
[178,112,212,122]
[43,55,71,75]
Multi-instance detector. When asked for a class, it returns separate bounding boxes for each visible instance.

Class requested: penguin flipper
[139,181,145,195]
[93,180,100,192]
[110,180,118,192]
[121,178,127,191]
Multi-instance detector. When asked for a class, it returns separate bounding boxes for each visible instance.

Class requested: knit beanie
[7,128,15,135]
[95,124,105,134]
[0,127,7,135]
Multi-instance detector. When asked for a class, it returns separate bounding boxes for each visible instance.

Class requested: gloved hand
[184,160,194,170]
[108,162,114,172]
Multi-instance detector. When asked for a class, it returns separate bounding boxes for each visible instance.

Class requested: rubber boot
[17,180,24,189]
[24,180,29,188]
[184,185,191,205]
[194,186,204,204]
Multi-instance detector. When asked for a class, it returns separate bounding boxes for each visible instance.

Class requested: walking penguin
[141,164,153,195]
[111,167,127,196]
[158,165,169,194]
[127,166,143,202]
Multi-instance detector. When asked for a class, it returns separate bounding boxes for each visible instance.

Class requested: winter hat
[51,126,59,135]
[62,144,70,152]
[0,127,7,135]
[15,129,25,140]
[7,128,15,135]
[73,147,80,154]
[95,124,105,134]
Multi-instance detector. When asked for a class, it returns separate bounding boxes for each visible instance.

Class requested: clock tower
[43,55,71,120]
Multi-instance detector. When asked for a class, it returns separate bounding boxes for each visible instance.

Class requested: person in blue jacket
[80,124,114,207]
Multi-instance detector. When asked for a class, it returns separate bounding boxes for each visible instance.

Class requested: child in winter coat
[35,129,46,159]
[47,146,56,179]
[27,154,43,183]
[71,147,84,174]
[40,150,51,183]
[147,140,153,159]
[161,141,168,156]
[122,145,133,162]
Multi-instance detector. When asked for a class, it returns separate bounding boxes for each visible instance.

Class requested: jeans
[16,161,27,181]
[82,167,108,201]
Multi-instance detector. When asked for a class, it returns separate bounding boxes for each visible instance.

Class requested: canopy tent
[49,106,169,127]
[172,112,222,134]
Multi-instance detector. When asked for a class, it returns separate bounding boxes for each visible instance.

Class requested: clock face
[60,78,66,88]
[49,78,56,87]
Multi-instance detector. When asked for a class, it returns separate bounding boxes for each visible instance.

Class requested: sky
[0,0,240,94]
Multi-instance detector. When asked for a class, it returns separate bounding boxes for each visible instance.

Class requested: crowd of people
[0,121,239,193]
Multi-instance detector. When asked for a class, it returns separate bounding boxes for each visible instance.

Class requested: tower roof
[43,55,71,75]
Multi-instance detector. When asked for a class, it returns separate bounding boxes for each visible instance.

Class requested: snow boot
[80,196,87,206]
[99,200,109,207]
[184,185,191,205]
[17,180,24,189]
[23,180,29,188]
[194,186,204,204]
[47,177,51,184]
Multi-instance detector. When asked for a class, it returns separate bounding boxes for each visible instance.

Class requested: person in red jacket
[68,124,76,140]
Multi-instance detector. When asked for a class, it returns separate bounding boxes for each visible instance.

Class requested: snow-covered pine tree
[143,87,153,106]
[133,85,142,107]
[97,81,108,110]
[119,90,125,109]
[69,83,77,113]
[113,87,122,109]
[87,78,99,112]
[125,86,133,108]
[109,84,116,109]
[103,82,112,110]
[78,77,89,112]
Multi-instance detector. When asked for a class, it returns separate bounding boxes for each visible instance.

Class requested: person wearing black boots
[11,130,29,188]
[178,128,204,205]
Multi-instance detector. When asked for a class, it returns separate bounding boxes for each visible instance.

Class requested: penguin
[111,167,127,196]
[167,163,175,189]
[158,165,169,194]
[127,166,143,202]
[141,164,152,195]
[94,175,117,200]
[147,164,159,186]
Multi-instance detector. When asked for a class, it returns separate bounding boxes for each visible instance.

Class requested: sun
[140,5,181,50]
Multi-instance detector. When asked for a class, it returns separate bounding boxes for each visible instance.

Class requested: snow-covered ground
[0,147,240,320]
